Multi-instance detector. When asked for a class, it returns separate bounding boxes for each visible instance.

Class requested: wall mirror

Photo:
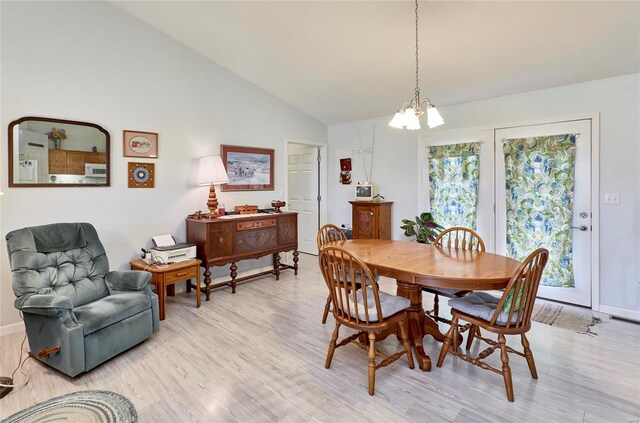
[8,117,110,187]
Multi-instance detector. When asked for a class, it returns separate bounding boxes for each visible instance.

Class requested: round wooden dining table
[326,239,521,372]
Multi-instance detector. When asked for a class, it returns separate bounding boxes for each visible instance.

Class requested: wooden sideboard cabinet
[186,212,299,300]
[350,201,393,240]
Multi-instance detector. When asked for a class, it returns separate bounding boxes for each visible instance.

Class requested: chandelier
[389,0,444,130]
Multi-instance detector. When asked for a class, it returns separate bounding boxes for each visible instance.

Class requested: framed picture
[128,162,155,188]
[221,145,274,191]
[123,130,158,158]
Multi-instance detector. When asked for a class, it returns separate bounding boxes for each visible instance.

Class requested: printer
[148,234,196,264]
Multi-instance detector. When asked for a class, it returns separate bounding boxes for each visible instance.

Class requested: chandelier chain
[414,0,420,100]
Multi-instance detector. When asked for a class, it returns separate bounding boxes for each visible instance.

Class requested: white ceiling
[113,1,640,124]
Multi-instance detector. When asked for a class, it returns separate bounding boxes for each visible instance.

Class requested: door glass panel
[428,142,480,229]
[503,134,576,287]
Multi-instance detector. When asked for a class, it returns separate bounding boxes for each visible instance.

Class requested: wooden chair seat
[449,292,521,327]
[346,289,410,322]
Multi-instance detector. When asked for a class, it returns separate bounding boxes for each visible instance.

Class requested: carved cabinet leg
[273,253,281,280]
[230,262,238,294]
[203,267,212,301]
[293,250,299,275]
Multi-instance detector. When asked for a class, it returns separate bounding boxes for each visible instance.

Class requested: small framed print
[123,130,158,158]
[128,162,155,188]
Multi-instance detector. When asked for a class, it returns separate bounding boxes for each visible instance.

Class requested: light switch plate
[604,193,620,205]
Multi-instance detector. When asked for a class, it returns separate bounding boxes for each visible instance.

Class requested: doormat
[532,303,600,334]
[2,390,137,422]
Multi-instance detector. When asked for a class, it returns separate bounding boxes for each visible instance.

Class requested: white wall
[0,1,326,327]
[328,74,640,317]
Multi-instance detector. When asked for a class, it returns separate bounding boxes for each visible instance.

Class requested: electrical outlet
[604,193,620,205]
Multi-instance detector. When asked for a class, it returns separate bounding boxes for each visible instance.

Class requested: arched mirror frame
[8,116,110,187]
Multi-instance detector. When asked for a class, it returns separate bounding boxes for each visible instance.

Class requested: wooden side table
[130,259,202,320]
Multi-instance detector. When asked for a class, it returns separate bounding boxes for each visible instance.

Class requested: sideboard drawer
[164,266,199,284]
[236,218,277,231]
[235,228,278,254]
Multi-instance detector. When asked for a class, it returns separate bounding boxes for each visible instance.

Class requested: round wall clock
[128,162,155,188]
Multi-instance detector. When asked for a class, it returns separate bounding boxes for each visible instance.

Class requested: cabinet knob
[218,237,224,244]
[370,212,374,216]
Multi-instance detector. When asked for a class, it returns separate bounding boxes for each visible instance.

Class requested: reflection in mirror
[9,117,110,187]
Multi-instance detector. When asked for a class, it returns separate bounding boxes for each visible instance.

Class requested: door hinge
[317,195,322,202]
[317,153,321,162]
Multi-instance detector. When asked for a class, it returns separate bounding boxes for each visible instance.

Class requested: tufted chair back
[7,222,110,308]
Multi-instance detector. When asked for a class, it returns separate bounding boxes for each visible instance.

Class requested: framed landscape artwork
[221,145,274,191]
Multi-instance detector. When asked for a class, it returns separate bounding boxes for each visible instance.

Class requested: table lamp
[197,156,229,218]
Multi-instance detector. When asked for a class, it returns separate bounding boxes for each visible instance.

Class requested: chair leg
[452,319,460,351]
[433,294,440,317]
[498,333,514,402]
[521,333,538,379]
[325,322,340,369]
[368,332,376,396]
[465,325,477,350]
[437,316,457,367]
[398,318,415,369]
[321,295,332,324]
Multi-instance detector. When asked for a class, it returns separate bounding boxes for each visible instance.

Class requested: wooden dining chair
[317,223,347,248]
[425,227,486,323]
[317,224,348,324]
[436,248,549,402]
[319,246,415,395]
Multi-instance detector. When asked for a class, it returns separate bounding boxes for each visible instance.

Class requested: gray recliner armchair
[6,222,159,377]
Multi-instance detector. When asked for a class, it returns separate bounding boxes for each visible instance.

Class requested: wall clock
[128,162,155,188]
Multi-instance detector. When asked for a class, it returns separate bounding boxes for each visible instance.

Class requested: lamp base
[207,183,220,219]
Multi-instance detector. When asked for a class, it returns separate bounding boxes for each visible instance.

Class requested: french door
[495,120,592,306]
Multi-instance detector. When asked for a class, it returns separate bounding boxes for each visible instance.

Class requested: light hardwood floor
[1,253,639,422]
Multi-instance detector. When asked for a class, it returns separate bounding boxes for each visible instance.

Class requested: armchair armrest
[14,294,74,318]
[106,270,151,292]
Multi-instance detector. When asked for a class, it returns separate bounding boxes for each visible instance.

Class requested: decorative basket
[235,205,259,215]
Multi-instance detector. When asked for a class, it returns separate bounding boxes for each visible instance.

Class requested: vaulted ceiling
[113,1,640,124]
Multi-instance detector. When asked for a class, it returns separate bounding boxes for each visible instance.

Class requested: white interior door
[288,144,319,255]
[495,120,592,306]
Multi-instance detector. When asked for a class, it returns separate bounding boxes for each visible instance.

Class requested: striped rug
[3,390,137,423]
[532,302,600,334]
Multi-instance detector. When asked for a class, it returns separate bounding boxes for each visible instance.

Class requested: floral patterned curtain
[428,142,480,229]
[503,134,576,287]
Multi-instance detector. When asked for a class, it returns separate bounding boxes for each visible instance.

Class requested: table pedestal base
[377,281,461,372]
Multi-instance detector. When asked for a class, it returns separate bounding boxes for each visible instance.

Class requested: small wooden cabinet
[350,201,393,239]
[48,150,106,175]
[48,150,67,174]
[186,212,299,300]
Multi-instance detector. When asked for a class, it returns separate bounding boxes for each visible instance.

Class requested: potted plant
[400,212,444,244]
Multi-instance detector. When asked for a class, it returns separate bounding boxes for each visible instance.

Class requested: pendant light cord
[414,0,420,101]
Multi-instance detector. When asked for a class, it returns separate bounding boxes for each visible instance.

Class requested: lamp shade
[388,111,406,129]
[426,105,444,128]
[197,156,229,186]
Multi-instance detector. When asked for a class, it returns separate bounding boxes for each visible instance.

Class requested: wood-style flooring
[1,253,639,422]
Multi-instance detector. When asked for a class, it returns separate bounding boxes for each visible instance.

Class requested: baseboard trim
[599,304,640,322]
[0,322,24,337]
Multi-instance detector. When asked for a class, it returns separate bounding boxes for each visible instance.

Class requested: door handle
[572,225,589,231]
